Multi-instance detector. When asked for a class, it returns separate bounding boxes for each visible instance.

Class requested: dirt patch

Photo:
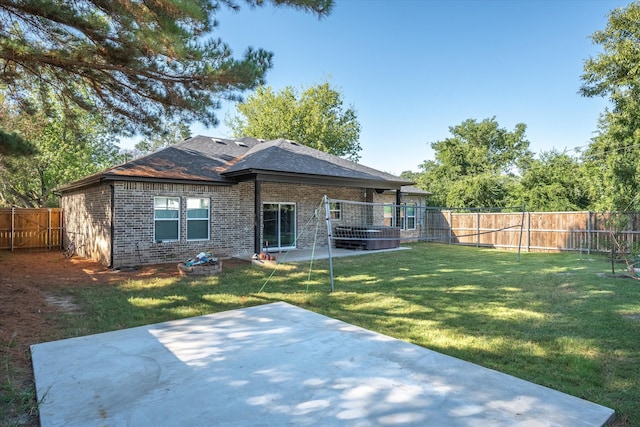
[43,293,82,313]
[0,250,247,426]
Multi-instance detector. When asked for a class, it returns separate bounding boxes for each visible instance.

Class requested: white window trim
[405,203,417,230]
[384,204,395,227]
[383,203,417,230]
[330,202,342,220]
[186,197,210,241]
[154,196,180,242]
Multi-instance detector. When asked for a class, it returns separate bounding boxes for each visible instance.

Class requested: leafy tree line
[0,77,359,207]
[3,0,640,213]
[400,117,594,211]
[0,0,333,207]
[404,2,640,213]
[0,91,122,207]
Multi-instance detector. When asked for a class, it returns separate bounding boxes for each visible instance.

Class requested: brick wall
[60,182,112,265]
[374,193,427,240]
[61,179,414,268]
[259,183,365,250]
[111,181,255,268]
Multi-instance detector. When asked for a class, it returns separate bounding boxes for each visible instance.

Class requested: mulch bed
[0,250,247,426]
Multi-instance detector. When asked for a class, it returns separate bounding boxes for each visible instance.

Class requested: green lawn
[52,243,640,424]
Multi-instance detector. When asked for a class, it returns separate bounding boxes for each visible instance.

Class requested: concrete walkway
[32,302,614,426]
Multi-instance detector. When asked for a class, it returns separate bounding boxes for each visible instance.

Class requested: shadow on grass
[54,243,638,426]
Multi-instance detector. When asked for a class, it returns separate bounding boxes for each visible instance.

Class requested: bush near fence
[0,208,63,250]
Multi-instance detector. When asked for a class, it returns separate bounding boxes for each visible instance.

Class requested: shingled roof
[57,135,413,191]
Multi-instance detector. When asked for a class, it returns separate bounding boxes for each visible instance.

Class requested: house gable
[58,135,422,267]
[222,138,410,190]
[57,135,413,192]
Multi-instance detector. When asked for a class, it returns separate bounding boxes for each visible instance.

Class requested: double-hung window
[404,203,416,230]
[384,205,395,227]
[187,197,210,240]
[154,197,180,242]
[383,203,416,230]
[329,202,342,220]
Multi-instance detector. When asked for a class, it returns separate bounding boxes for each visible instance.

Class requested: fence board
[425,210,640,254]
[0,208,63,250]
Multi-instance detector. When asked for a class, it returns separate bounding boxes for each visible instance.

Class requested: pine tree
[0,0,333,153]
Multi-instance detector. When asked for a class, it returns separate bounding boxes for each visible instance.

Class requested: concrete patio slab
[31,302,614,426]
[235,246,411,263]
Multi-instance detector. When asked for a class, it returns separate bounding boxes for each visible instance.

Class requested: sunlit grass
[128,295,188,308]
[51,243,640,424]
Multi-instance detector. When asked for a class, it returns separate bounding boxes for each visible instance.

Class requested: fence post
[587,211,591,255]
[527,212,531,253]
[517,205,525,261]
[48,208,52,250]
[476,211,480,248]
[60,208,64,250]
[448,210,452,245]
[10,206,14,251]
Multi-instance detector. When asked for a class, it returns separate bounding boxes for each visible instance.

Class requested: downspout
[110,183,115,268]
[254,179,262,255]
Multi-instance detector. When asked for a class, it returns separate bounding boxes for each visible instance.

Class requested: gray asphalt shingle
[57,135,413,191]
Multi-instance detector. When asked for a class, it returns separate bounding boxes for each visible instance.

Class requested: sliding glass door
[262,203,296,251]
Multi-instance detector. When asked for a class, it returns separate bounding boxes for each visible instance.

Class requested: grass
[1,336,38,427]
[37,244,640,424]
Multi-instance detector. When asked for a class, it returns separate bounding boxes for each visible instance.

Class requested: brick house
[57,136,428,268]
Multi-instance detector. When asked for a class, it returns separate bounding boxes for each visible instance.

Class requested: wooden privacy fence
[0,207,63,250]
[424,210,640,253]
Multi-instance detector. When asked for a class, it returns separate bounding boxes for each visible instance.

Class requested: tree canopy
[0,0,333,154]
[432,117,532,177]
[512,150,590,212]
[225,82,362,160]
[580,1,640,211]
[134,122,191,157]
[413,118,531,207]
[580,2,640,102]
[0,91,121,207]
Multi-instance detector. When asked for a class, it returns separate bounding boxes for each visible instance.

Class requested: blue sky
[164,0,626,175]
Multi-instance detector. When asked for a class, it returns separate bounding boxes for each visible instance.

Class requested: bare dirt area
[1,250,183,362]
[0,250,243,426]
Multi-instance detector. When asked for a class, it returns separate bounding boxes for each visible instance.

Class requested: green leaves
[416,118,531,208]
[134,122,191,156]
[579,2,640,211]
[432,117,531,177]
[0,0,333,141]
[0,94,121,207]
[515,150,590,212]
[581,3,640,100]
[226,81,362,160]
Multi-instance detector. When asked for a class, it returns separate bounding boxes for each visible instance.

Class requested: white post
[324,195,335,292]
